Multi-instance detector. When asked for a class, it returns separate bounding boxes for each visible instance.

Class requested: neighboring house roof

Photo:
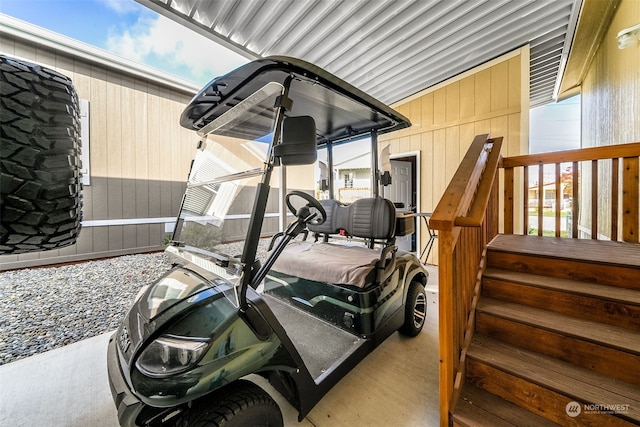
[529,182,562,190]
[136,0,582,107]
[334,152,371,170]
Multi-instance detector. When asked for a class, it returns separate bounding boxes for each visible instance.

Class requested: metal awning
[136,0,582,108]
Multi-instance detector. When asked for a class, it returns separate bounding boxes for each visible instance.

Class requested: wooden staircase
[452,234,640,426]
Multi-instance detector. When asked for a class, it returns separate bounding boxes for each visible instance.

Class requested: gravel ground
[0,252,172,365]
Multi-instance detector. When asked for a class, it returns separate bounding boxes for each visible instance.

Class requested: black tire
[399,280,427,337]
[174,380,283,427]
[0,55,82,254]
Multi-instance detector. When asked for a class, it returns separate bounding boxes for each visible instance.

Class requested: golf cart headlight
[136,335,209,377]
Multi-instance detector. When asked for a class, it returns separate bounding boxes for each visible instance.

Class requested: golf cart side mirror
[275,116,317,165]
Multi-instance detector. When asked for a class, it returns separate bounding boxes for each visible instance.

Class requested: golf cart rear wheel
[175,380,283,427]
[0,55,82,254]
[399,281,427,337]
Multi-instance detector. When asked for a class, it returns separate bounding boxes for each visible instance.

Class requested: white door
[385,160,413,251]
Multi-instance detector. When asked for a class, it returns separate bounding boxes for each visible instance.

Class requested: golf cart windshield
[171,82,285,288]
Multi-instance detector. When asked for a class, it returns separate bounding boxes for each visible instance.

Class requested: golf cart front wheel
[174,380,283,427]
[399,281,427,337]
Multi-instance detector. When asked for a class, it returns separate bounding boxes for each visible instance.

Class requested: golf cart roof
[180,56,410,145]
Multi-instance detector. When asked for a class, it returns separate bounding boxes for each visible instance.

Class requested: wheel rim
[413,291,427,329]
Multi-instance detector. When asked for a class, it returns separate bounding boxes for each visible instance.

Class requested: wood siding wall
[379,47,530,264]
[1,35,198,269]
[580,0,640,239]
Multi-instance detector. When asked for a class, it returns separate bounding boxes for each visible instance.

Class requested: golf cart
[107,56,429,426]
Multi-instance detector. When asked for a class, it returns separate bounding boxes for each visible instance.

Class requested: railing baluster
[572,161,579,238]
[592,160,598,239]
[555,163,561,237]
[523,165,529,234]
[504,166,514,234]
[538,165,544,236]
[611,158,619,241]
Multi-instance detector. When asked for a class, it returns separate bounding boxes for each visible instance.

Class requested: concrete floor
[0,265,439,427]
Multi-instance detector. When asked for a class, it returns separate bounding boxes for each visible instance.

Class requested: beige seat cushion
[271,241,381,288]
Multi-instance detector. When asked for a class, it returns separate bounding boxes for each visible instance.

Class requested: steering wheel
[285,191,327,226]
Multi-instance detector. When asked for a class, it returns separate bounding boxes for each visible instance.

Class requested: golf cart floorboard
[262,293,365,382]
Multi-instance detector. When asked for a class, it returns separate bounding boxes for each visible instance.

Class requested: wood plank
[487,234,640,268]
[483,268,640,331]
[538,165,544,236]
[439,231,457,427]
[454,383,560,427]
[466,354,638,426]
[483,268,640,304]
[502,142,640,168]
[572,161,579,238]
[456,138,503,227]
[555,163,561,237]
[612,158,619,240]
[523,166,529,233]
[504,167,514,234]
[487,250,640,290]
[470,335,640,406]
[477,298,640,355]
[482,275,640,332]
[476,312,640,385]
[592,159,598,239]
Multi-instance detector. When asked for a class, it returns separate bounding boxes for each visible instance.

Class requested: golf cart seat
[271,197,396,288]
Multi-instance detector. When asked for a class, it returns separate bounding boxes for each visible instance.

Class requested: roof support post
[371,130,379,198]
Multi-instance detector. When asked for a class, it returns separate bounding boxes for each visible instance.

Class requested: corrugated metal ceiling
[136,0,582,107]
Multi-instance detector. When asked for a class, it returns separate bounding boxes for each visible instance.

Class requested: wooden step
[482,268,640,331]
[453,383,560,427]
[476,298,640,385]
[466,335,640,426]
[486,235,640,289]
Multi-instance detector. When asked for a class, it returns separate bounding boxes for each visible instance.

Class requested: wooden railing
[430,136,640,426]
[502,143,640,241]
[429,134,502,426]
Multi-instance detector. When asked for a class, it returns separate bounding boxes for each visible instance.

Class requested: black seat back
[309,197,396,247]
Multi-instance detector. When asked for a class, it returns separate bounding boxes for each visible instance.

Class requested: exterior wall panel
[380,47,530,264]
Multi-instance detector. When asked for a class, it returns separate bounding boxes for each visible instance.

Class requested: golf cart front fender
[130,308,284,408]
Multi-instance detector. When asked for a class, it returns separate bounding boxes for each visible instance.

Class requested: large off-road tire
[399,280,427,337]
[174,380,283,427]
[0,55,82,254]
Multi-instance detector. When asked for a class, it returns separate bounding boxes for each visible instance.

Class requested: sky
[530,95,581,154]
[0,0,250,86]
